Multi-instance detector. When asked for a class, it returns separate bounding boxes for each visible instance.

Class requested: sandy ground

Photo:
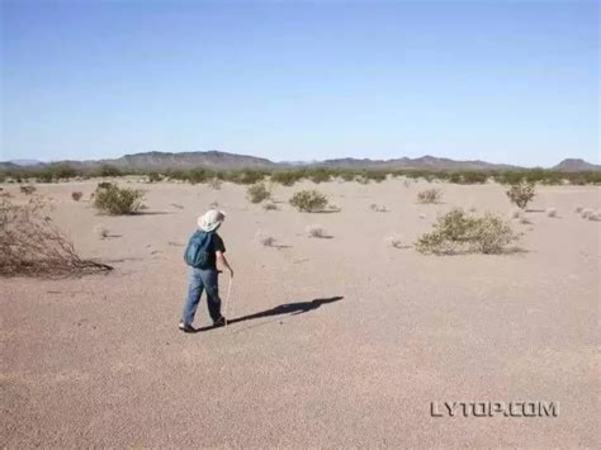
[1,177,599,448]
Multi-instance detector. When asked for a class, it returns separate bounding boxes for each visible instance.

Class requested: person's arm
[216,251,233,278]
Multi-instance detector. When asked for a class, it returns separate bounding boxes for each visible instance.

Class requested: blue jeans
[181,268,222,325]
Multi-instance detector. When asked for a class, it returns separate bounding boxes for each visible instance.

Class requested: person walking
[179,209,234,332]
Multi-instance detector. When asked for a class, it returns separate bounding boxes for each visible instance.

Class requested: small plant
[207,177,222,190]
[262,201,278,211]
[415,208,519,255]
[588,211,601,221]
[575,206,583,214]
[385,233,406,249]
[289,190,328,212]
[71,191,83,202]
[255,231,276,247]
[247,182,271,204]
[94,224,110,239]
[581,208,594,219]
[510,208,522,220]
[20,185,36,195]
[417,188,442,204]
[506,181,536,209]
[94,184,144,215]
[370,203,388,213]
[306,225,329,238]
[147,172,162,183]
[546,207,557,218]
[97,181,113,190]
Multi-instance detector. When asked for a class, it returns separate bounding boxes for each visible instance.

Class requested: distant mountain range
[1,151,600,172]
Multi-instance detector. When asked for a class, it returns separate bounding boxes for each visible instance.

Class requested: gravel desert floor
[1,178,599,448]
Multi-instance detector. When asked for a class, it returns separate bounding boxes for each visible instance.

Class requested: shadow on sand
[193,296,344,333]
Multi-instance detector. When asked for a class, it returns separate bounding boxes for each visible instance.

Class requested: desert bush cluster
[417,188,442,204]
[0,197,112,276]
[506,181,536,209]
[94,183,144,215]
[20,185,36,195]
[305,225,329,238]
[3,163,600,186]
[416,208,519,255]
[579,208,601,221]
[246,182,271,204]
[289,190,329,212]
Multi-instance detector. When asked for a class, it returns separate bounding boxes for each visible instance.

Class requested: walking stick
[223,275,233,327]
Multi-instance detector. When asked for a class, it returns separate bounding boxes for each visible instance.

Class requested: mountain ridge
[1,151,599,172]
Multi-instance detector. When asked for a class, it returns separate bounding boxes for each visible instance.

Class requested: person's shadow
[193,296,344,332]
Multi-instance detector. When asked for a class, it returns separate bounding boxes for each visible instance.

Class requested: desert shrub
[448,171,488,184]
[510,208,522,220]
[94,224,110,239]
[147,172,162,183]
[97,181,114,189]
[52,164,77,180]
[581,208,594,219]
[271,170,304,186]
[186,168,213,184]
[207,177,222,190]
[255,231,276,247]
[289,190,328,212]
[308,168,332,184]
[0,197,112,276]
[415,208,519,255]
[506,181,536,209]
[71,191,83,201]
[306,225,329,238]
[247,182,271,203]
[20,185,36,195]
[546,207,557,218]
[95,165,123,177]
[262,201,278,211]
[385,233,406,249]
[370,203,388,213]
[588,211,601,221]
[228,169,266,185]
[94,184,144,215]
[417,188,442,204]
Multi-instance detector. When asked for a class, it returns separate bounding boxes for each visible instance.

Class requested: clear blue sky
[1,0,598,166]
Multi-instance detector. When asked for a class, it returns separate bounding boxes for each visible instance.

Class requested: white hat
[197,209,226,232]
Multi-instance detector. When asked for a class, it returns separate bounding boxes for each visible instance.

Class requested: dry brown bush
[20,185,36,195]
[0,197,112,276]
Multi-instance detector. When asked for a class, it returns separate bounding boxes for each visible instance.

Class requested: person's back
[179,209,234,332]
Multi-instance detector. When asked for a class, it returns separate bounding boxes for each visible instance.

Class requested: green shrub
[147,172,162,183]
[94,184,144,215]
[95,165,123,177]
[289,190,328,212]
[416,209,519,255]
[308,168,332,184]
[417,188,442,204]
[246,182,271,203]
[506,181,535,209]
[228,169,266,185]
[271,170,304,186]
[97,181,114,189]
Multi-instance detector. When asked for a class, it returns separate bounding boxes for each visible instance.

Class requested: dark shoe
[178,321,196,333]
[213,317,227,328]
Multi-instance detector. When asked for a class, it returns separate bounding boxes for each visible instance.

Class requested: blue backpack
[184,230,213,269]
